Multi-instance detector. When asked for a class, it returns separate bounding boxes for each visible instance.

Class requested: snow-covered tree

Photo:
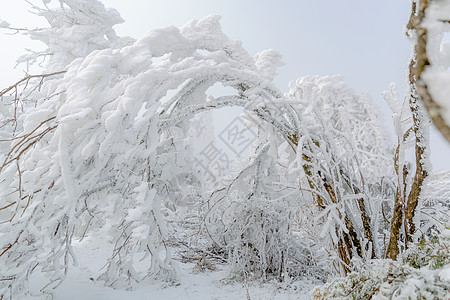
[0,0,294,297]
[0,0,447,298]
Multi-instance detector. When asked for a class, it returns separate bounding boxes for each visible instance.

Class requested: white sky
[0,0,449,171]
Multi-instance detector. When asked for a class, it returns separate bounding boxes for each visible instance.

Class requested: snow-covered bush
[201,74,395,280]
[417,171,450,236]
[311,227,450,299]
[204,145,294,280]
[0,0,447,298]
[283,75,394,273]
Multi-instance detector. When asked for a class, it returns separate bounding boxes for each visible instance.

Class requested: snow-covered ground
[25,233,316,300]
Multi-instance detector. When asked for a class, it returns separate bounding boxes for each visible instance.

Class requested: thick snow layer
[25,234,314,299]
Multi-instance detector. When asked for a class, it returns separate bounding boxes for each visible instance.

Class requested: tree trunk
[405,72,429,243]
[386,162,407,260]
[413,0,450,142]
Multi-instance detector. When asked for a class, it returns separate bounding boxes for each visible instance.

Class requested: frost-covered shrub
[284,75,395,273]
[205,144,326,281]
[311,228,450,299]
[402,229,450,271]
[224,195,290,279]
[224,206,327,281]
[201,74,397,281]
[418,171,450,236]
[206,145,293,280]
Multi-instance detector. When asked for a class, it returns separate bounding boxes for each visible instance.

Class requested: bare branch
[0,71,66,98]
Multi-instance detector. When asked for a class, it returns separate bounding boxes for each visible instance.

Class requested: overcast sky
[0,0,449,171]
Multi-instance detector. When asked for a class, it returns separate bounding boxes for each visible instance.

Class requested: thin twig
[0,202,16,211]
[0,71,66,98]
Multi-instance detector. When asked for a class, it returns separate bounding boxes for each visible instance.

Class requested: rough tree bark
[386,0,430,259]
[405,80,429,244]
[413,0,450,142]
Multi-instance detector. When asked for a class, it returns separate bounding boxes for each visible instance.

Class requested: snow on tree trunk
[410,0,450,142]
